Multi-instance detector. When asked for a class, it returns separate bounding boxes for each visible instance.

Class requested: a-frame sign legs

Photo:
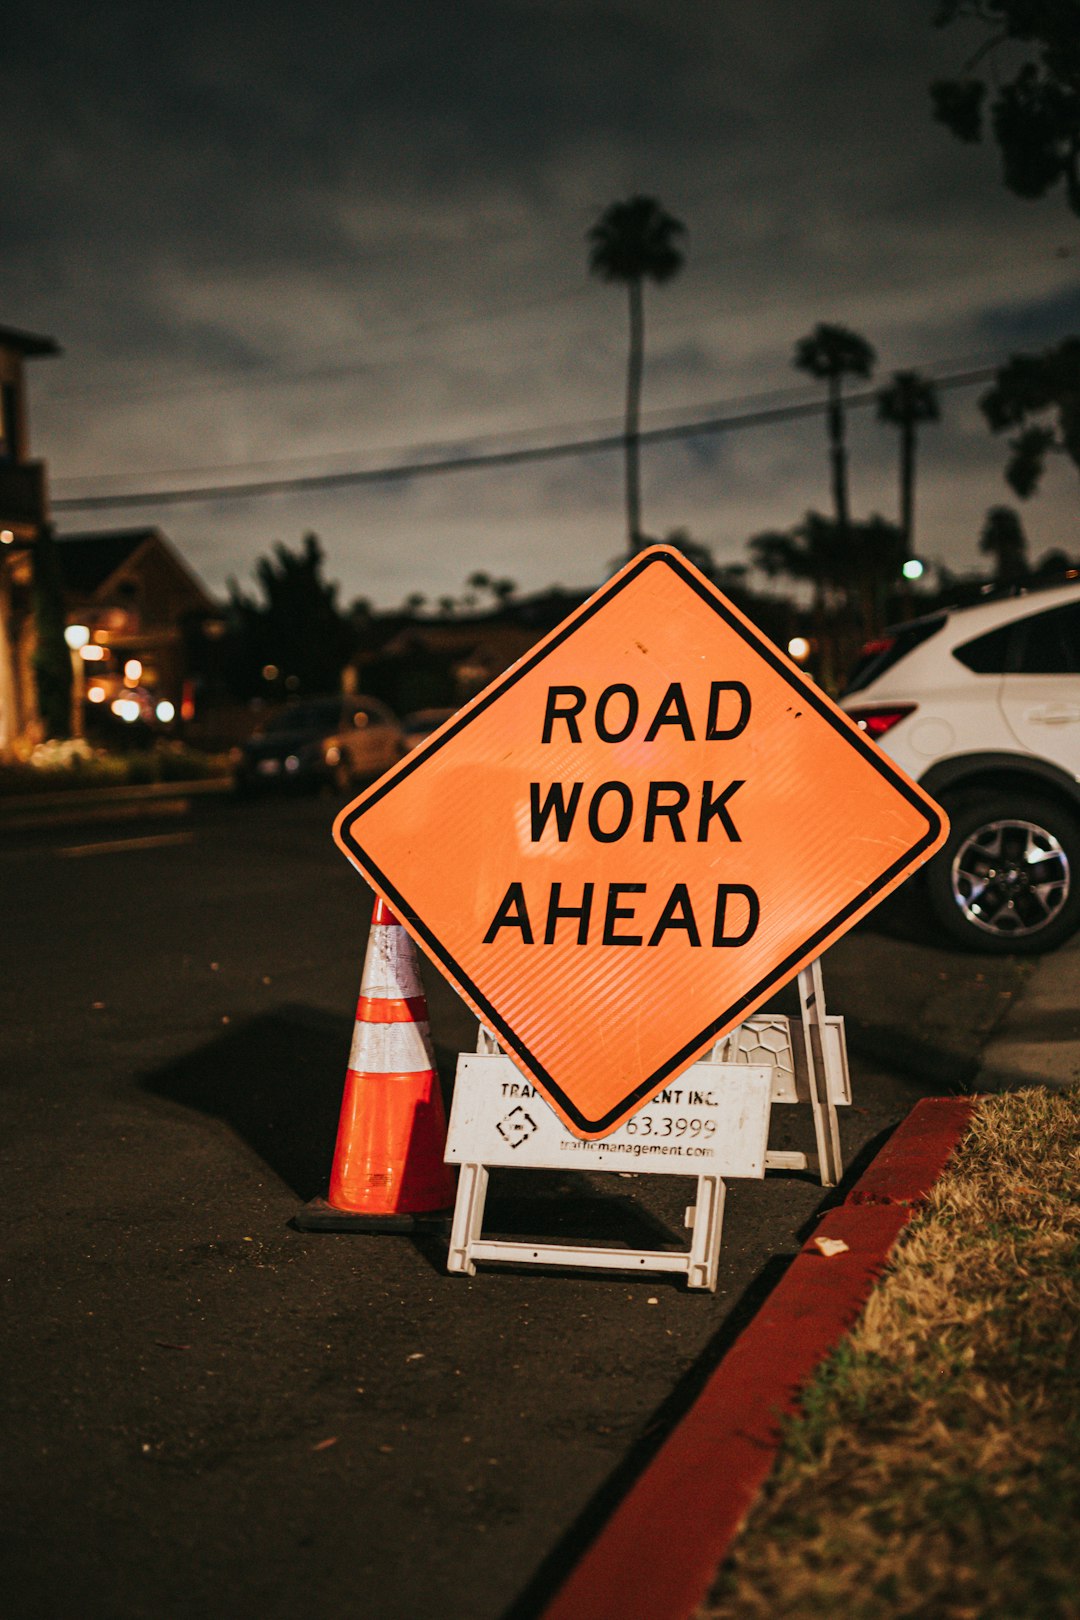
[717,957,850,1187]
[445,956,849,1298]
[798,957,844,1187]
[447,1161,490,1274]
[446,1166,727,1291]
[443,1026,754,1292]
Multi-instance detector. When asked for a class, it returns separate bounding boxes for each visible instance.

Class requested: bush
[0,742,230,797]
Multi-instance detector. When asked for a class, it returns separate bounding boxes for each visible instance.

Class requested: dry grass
[700,1087,1080,1620]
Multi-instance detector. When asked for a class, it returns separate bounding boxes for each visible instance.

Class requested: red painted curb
[845,1095,977,1206]
[538,1095,977,1620]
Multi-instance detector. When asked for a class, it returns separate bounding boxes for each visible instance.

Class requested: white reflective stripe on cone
[348,1017,435,1074]
[359,924,426,1001]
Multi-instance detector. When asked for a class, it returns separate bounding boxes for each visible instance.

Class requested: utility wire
[48,378,831,489]
[51,366,999,513]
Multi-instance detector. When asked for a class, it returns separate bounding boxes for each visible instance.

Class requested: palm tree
[793,323,876,534]
[979,506,1029,585]
[750,513,850,691]
[750,510,904,689]
[876,370,941,551]
[588,195,687,556]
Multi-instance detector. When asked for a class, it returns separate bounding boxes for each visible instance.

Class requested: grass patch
[700,1087,1080,1620]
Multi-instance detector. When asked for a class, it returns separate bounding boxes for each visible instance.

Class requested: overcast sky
[6,0,1079,609]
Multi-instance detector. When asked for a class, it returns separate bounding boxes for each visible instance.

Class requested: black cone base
[291,1197,450,1234]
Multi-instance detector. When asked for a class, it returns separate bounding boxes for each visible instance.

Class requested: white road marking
[57,831,195,858]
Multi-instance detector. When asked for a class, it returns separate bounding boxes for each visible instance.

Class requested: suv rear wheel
[926,791,1080,954]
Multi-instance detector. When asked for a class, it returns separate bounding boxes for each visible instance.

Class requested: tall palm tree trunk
[827,375,849,533]
[624,277,645,554]
[899,420,916,551]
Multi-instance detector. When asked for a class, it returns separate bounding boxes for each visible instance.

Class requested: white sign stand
[445,1032,772,1292]
[718,958,848,1187]
[443,958,849,1289]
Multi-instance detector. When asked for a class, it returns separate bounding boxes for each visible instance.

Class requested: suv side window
[1012,602,1080,675]
[952,622,1016,674]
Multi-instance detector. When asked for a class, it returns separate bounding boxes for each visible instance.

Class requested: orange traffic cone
[295,897,456,1231]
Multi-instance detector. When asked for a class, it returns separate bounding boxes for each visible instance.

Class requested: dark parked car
[402,705,459,752]
[233,695,405,796]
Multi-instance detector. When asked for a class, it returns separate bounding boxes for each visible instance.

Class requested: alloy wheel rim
[951,818,1070,937]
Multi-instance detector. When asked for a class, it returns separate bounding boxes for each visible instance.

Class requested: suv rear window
[952,621,1016,674]
[953,600,1080,675]
[842,616,946,697]
[1014,601,1080,674]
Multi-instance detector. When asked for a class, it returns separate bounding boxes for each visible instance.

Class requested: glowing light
[787,636,812,663]
[87,685,106,704]
[0,530,13,545]
[262,664,279,681]
[155,700,175,723]
[902,558,925,581]
[111,698,141,723]
[124,659,142,683]
[79,644,106,661]
[64,624,90,650]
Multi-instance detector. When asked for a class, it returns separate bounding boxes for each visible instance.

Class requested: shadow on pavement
[139,1015,684,1254]
[484,1174,682,1247]
[853,874,939,948]
[501,1118,906,1620]
[140,1004,352,1201]
[500,1247,798,1620]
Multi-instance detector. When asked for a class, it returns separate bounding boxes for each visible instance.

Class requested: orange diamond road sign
[334,545,947,1138]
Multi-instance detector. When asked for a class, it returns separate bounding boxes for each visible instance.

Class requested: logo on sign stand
[334,545,947,1147]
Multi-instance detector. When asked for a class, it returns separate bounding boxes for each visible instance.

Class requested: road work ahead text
[482,681,761,950]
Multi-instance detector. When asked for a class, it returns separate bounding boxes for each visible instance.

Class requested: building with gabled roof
[54,527,221,722]
[56,527,217,618]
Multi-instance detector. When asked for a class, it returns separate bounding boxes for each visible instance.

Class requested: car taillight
[858,636,896,660]
[846,703,917,739]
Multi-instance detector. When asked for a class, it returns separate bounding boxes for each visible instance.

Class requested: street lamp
[64,624,90,736]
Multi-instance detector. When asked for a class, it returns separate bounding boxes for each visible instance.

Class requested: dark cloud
[4,0,1077,603]
[978,285,1080,350]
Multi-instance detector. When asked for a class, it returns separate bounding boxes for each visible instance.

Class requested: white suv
[841,580,1080,953]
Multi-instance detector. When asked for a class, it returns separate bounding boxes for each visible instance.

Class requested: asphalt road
[0,793,972,1620]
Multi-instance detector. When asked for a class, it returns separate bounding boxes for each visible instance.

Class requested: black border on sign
[337,548,944,1134]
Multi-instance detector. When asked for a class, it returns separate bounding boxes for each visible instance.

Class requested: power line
[49,377,832,489]
[50,365,999,514]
